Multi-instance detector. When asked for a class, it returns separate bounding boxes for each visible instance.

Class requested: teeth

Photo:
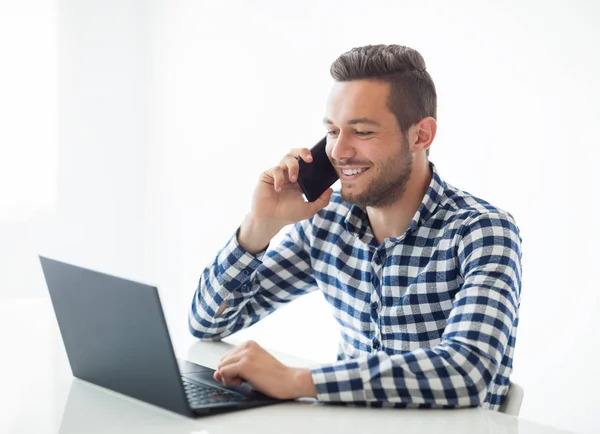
[341,168,367,176]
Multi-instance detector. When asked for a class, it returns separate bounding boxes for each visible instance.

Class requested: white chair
[499,382,524,416]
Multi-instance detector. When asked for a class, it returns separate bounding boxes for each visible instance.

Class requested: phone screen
[296,136,339,202]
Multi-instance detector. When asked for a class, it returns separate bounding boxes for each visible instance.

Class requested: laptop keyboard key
[182,377,245,406]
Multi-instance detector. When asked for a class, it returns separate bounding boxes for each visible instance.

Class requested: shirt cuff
[310,358,367,402]
[216,229,266,287]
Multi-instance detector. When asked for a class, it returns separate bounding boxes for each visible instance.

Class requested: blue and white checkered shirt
[189,161,522,411]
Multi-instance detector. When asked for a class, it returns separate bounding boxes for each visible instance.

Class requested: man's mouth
[338,167,369,180]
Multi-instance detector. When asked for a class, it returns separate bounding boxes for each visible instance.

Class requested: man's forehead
[325,80,393,125]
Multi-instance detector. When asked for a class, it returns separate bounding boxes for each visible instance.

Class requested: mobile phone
[296,136,339,202]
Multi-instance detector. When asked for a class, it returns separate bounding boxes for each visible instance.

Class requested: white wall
[0,0,161,300]
[4,1,598,433]
[0,0,57,299]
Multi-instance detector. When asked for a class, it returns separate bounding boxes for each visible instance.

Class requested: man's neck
[366,157,433,245]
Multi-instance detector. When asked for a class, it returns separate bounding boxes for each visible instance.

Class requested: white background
[1,1,599,433]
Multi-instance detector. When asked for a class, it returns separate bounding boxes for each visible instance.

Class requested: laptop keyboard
[182,377,245,407]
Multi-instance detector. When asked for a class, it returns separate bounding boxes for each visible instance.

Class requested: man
[188,44,522,410]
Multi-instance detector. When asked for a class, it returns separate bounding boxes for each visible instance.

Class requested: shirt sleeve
[309,212,522,407]
[188,219,318,341]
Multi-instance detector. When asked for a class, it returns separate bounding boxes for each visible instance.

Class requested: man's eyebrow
[322,117,381,127]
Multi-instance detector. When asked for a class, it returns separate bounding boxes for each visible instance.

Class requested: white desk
[0,298,571,434]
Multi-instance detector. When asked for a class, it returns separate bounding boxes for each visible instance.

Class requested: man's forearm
[237,214,282,254]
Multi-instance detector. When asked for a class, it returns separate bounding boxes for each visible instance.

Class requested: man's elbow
[473,378,491,406]
[442,341,498,406]
[461,368,494,407]
[187,311,226,341]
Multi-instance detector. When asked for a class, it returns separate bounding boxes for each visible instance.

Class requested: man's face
[323,80,413,208]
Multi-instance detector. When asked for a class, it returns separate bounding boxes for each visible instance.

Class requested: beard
[340,133,413,208]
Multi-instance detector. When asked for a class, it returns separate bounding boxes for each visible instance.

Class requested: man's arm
[307,212,522,407]
[188,218,318,341]
[188,146,333,341]
[215,212,522,406]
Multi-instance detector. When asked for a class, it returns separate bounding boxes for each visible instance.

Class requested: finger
[217,352,244,371]
[307,188,334,214]
[224,377,244,388]
[218,363,245,388]
[216,340,256,371]
[271,166,286,192]
[280,155,300,183]
[217,343,244,362]
[214,369,244,387]
[288,148,313,163]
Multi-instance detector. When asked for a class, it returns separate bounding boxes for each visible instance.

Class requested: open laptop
[39,256,281,417]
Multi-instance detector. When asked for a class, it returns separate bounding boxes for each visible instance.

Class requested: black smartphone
[297,136,339,202]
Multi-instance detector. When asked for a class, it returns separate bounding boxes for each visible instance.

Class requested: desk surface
[0,298,571,434]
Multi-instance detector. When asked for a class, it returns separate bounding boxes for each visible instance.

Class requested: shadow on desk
[58,378,524,434]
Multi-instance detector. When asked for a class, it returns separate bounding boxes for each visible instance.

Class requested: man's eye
[327,130,339,136]
[356,131,372,136]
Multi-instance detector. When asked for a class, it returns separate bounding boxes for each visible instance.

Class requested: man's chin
[341,189,368,207]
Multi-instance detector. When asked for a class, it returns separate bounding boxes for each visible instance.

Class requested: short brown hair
[330,44,436,157]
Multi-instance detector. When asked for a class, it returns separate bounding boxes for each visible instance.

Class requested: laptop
[39,256,281,417]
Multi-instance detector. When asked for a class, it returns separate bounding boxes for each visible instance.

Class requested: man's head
[324,44,437,208]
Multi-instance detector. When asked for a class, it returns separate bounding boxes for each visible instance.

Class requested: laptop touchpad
[177,359,214,374]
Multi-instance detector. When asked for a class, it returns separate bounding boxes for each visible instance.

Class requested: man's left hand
[214,340,316,400]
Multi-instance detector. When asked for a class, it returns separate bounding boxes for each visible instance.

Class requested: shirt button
[372,339,381,350]
[370,301,378,310]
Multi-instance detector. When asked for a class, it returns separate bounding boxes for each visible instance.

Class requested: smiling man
[188,44,523,410]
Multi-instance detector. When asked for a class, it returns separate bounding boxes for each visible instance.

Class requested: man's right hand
[237,148,334,254]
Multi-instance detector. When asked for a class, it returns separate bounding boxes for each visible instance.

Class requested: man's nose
[330,133,355,162]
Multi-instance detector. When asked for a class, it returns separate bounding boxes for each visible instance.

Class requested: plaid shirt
[189,161,522,411]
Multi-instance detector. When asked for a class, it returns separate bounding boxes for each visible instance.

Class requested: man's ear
[412,117,437,153]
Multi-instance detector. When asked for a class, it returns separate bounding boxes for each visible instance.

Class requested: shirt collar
[343,161,447,241]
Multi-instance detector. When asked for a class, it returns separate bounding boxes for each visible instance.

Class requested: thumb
[307,188,334,215]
